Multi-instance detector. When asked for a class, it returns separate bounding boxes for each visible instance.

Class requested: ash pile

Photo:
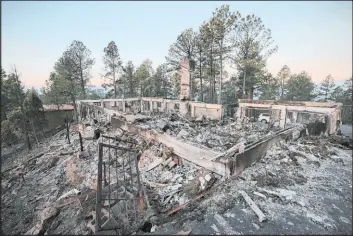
[146,133,352,235]
[205,134,352,233]
[124,112,272,152]
[138,146,213,212]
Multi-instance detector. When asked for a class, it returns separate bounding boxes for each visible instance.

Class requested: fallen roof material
[111,117,230,177]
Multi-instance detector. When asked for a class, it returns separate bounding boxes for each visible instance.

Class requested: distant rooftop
[43,104,74,111]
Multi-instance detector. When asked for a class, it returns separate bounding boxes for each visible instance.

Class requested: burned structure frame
[74,97,345,232]
[236,99,342,134]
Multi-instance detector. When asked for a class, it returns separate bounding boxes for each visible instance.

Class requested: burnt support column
[235,106,243,121]
[179,101,188,116]
[279,107,287,128]
[292,111,298,123]
[79,132,84,151]
[65,116,71,144]
[140,98,145,112]
[162,100,167,113]
[77,103,81,121]
[190,103,195,117]
[297,113,303,122]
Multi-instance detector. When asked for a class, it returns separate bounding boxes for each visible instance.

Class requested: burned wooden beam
[239,190,266,222]
[111,117,229,177]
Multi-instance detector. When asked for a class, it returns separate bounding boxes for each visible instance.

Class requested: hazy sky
[2,1,352,88]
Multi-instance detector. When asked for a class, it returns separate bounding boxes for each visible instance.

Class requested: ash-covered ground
[1,112,352,235]
[153,135,353,235]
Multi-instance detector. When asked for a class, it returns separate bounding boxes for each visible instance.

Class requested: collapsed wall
[78,97,224,120]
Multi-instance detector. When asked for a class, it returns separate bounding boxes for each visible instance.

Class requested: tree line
[1,67,46,150]
[2,4,352,149]
[38,5,351,107]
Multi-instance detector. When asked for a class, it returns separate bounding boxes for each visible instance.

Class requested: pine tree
[276,65,291,100]
[102,41,122,98]
[166,28,197,99]
[23,88,47,145]
[318,75,336,101]
[232,14,278,99]
[68,40,95,99]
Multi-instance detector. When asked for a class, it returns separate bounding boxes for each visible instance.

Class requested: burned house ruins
[1,61,352,235]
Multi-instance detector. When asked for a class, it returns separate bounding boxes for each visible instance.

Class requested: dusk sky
[2,1,352,89]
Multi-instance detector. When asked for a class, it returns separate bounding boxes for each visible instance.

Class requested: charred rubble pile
[150,134,352,235]
[1,108,352,235]
[122,112,273,153]
[138,146,214,213]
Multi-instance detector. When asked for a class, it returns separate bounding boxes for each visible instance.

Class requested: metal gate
[95,135,146,234]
